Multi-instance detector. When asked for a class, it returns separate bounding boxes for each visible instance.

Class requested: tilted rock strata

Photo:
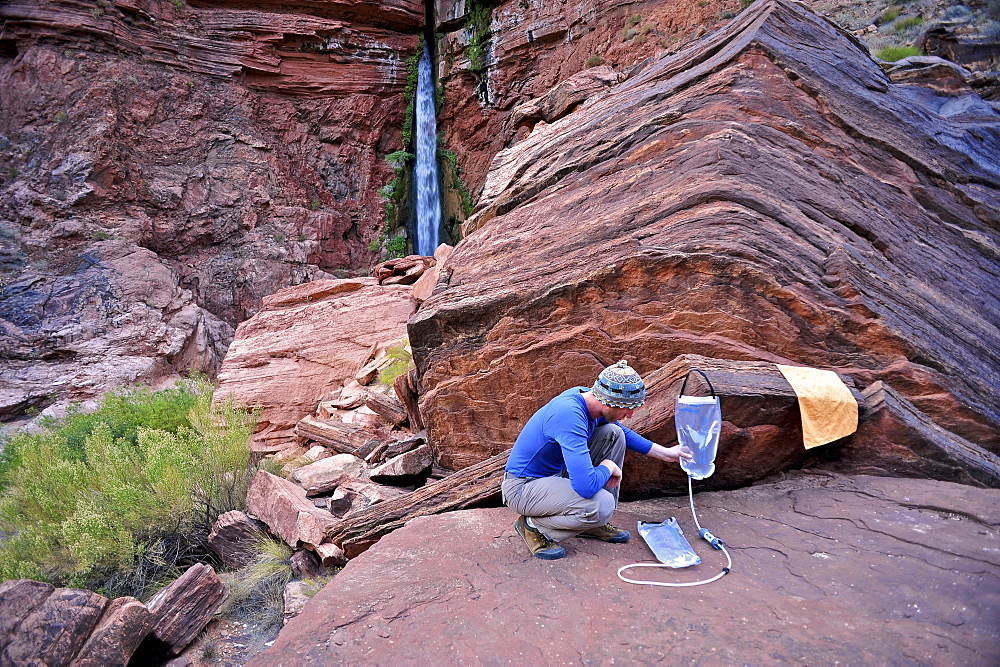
[214,278,416,450]
[257,473,1000,664]
[0,0,420,415]
[411,0,1000,483]
[433,0,748,197]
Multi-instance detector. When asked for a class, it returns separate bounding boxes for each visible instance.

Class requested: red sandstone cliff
[411,0,1000,484]
[0,0,422,415]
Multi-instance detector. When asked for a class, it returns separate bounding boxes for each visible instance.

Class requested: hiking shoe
[515,516,566,560]
[581,522,631,543]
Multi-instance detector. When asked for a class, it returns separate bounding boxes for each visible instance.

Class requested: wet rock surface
[255,472,1000,664]
[413,0,1000,479]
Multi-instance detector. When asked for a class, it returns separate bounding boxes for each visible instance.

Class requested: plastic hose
[617,475,732,587]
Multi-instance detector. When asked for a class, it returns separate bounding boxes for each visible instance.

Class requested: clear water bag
[637,518,701,568]
[676,371,722,480]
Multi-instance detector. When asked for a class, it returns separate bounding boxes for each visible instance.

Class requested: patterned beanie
[592,360,646,408]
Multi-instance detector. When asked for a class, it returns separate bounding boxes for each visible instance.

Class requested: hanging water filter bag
[676,370,722,480]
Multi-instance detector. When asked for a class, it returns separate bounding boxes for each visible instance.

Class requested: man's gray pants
[501,423,626,542]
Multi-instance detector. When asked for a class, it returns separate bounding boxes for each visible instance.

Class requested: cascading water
[414,41,441,257]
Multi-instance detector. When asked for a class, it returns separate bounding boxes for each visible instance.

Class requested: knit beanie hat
[592,360,646,408]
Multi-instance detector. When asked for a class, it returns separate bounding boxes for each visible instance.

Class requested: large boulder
[1,586,107,665]
[215,278,416,451]
[73,596,154,666]
[245,470,339,550]
[256,473,1000,663]
[411,0,1000,483]
[143,563,227,657]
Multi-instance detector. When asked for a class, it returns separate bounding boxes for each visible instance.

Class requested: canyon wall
[0,0,422,416]
[433,0,747,204]
[412,0,1000,489]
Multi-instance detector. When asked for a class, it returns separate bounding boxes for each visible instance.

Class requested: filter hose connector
[699,528,724,550]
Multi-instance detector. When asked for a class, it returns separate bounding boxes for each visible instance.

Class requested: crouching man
[503,360,692,560]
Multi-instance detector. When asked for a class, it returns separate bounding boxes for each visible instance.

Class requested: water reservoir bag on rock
[637,518,700,568]
[676,370,722,480]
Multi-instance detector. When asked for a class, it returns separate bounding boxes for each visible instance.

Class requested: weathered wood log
[383,431,426,460]
[394,369,423,431]
[294,415,368,454]
[815,381,1000,488]
[364,391,409,428]
[325,449,508,557]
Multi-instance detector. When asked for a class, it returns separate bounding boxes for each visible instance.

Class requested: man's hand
[599,459,623,488]
[647,443,694,463]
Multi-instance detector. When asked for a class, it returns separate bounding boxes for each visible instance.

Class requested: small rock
[289,453,366,496]
[369,445,433,482]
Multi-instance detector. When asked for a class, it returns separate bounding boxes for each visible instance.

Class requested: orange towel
[776,364,858,449]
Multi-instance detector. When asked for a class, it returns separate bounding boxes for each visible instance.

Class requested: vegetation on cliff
[0,380,262,600]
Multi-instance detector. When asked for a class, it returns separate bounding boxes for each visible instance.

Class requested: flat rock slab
[256,473,999,664]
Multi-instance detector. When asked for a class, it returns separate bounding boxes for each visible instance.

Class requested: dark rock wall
[0,0,421,414]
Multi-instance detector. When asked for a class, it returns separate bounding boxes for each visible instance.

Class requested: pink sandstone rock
[72,596,153,666]
[2,587,107,665]
[145,564,227,656]
[245,470,339,549]
[0,0,421,416]
[411,0,1000,486]
[207,510,269,570]
[214,278,415,451]
[289,453,366,496]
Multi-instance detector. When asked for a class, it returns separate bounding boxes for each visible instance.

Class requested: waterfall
[414,41,441,257]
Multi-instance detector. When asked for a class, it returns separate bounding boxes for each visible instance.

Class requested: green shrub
[585,55,604,67]
[627,14,642,27]
[876,45,921,61]
[55,111,68,123]
[378,339,413,387]
[894,16,924,32]
[0,380,260,599]
[402,39,422,148]
[877,6,902,24]
[218,535,292,636]
[466,1,492,74]
[384,234,407,258]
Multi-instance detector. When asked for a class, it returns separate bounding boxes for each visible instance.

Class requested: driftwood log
[294,416,369,455]
[364,391,409,428]
[325,450,508,557]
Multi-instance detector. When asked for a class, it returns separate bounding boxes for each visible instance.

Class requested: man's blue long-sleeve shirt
[505,387,654,498]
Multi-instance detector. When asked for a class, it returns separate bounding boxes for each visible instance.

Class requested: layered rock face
[215,277,416,449]
[412,0,1000,485]
[0,0,421,415]
[434,0,746,198]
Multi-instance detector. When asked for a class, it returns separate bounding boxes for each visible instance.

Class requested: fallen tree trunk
[325,450,508,557]
[294,415,368,454]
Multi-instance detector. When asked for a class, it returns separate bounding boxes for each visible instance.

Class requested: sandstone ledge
[256,472,1000,664]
